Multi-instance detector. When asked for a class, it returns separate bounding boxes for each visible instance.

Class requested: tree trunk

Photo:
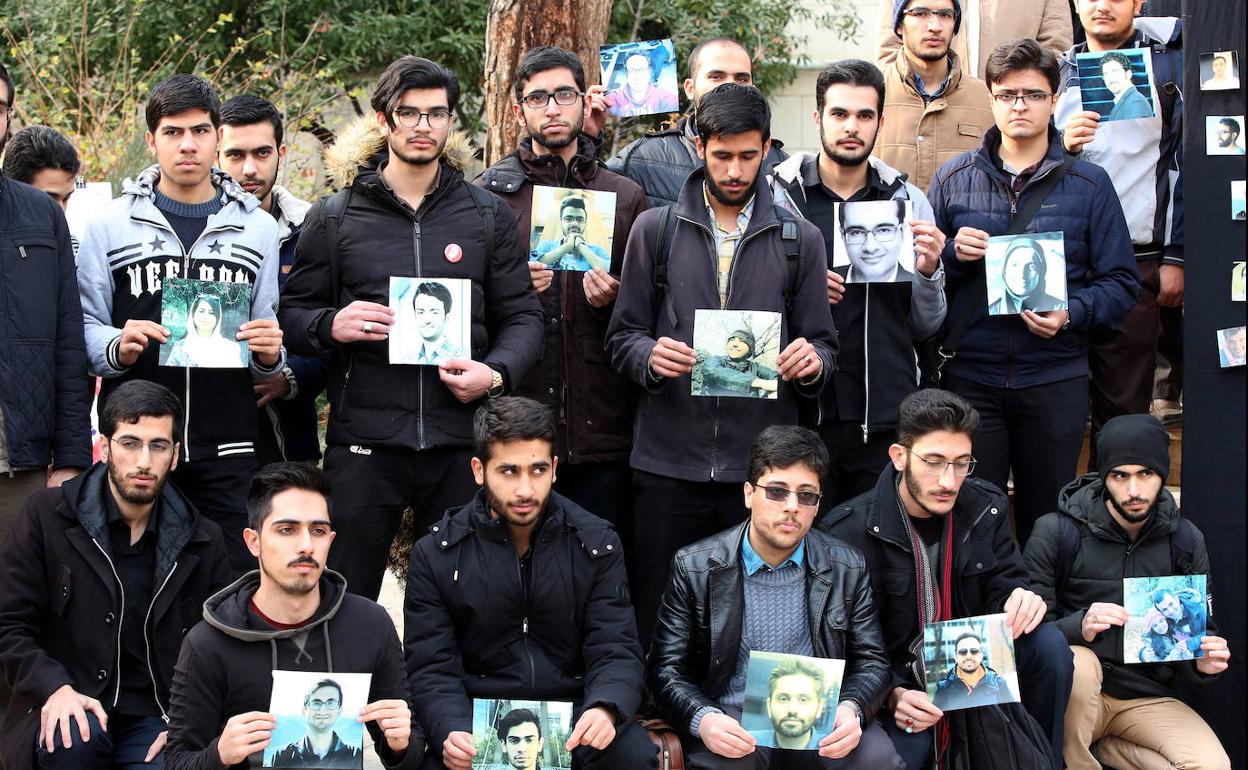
[482,0,612,166]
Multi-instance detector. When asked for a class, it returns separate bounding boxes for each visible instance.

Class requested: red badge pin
[445,243,463,263]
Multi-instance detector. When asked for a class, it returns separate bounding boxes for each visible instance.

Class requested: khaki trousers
[1065,645,1230,770]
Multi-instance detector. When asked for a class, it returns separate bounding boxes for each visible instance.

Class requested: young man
[874,0,993,191]
[1023,414,1231,770]
[819,389,1073,770]
[930,631,1010,709]
[928,38,1138,546]
[607,38,787,207]
[1056,0,1184,464]
[219,94,326,466]
[604,52,679,117]
[769,59,945,506]
[163,463,422,770]
[647,425,900,768]
[495,709,546,770]
[279,56,543,599]
[476,45,647,531]
[750,656,834,751]
[607,82,837,646]
[0,381,231,770]
[404,397,655,770]
[76,74,286,576]
[269,679,364,767]
[1,125,81,211]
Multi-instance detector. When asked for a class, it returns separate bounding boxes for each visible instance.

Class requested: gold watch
[487,367,505,398]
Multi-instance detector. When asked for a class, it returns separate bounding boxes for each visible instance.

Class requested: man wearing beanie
[700,328,780,398]
[1023,414,1232,770]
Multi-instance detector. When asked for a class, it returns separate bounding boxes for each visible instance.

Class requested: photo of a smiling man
[388,276,471,365]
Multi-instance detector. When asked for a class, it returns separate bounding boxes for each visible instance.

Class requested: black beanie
[1096,414,1171,482]
[728,328,756,356]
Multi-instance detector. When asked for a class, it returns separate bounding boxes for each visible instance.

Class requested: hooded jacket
[0,464,230,770]
[76,165,285,463]
[403,489,642,750]
[1023,473,1218,700]
[163,570,423,770]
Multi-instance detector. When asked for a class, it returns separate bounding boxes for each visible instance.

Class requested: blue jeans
[35,711,166,769]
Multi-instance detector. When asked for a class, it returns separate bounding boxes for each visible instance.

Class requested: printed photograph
[599,39,680,118]
[389,276,472,366]
[159,278,251,368]
[471,698,574,770]
[1217,326,1246,368]
[1200,51,1240,91]
[984,231,1068,316]
[922,613,1021,712]
[741,651,845,751]
[1232,180,1246,221]
[264,670,372,769]
[830,200,915,282]
[1232,262,1245,302]
[1076,49,1157,122]
[691,309,782,399]
[1206,116,1246,156]
[529,186,617,272]
[1123,575,1209,664]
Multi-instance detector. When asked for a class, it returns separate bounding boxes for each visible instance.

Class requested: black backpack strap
[774,206,803,313]
[321,188,353,306]
[1054,514,1082,596]
[651,206,679,328]
[1169,518,1198,575]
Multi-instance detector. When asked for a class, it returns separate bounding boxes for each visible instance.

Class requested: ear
[277,145,288,163]
[694,135,706,161]
[243,527,261,558]
[743,481,754,509]
[550,454,559,485]
[888,443,908,472]
[761,137,773,158]
[471,456,486,486]
[375,110,390,134]
[169,443,180,473]
[145,130,156,155]
[511,102,525,131]
[683,76,697,102]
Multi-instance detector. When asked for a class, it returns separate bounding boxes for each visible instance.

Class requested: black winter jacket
[1023,474,1217,700]
[0,174,92,471]
[0,464,230,770]
[404,490,643,749]
[819,466,1029,691]
[647,521,892,732]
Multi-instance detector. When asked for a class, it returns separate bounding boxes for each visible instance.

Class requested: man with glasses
[648,425,901,769]
[605,52,679,117]
[932,631,1010,709]
[841,201,912,284]
[0,381,231,770]
[270,679,364,767]
[819,388,1073,769]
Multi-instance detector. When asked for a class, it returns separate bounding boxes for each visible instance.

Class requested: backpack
[1053,514,1199,595]
[946,702,1056,770]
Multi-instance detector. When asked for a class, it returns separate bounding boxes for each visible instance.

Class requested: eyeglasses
[393,107,452,129]
[108,437,174,458]
[758,485,822,508]
[990,91,1053,106]
[306,698,341,711]
[956,647,981,656]
[904,448,976,477]
[843,224,899,245]
[519,88,584,110]
[902,7,958,22]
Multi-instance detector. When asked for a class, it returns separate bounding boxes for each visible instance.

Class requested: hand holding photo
[264,670,371,769]
[923,614,1021,712]
[599,39,680,118]
[692,309,782,399]
[984,232,1068,316]
[1217,326,1246,368]
[1206,116,1246,156]
[529,186,617,272]
[741,651,845,751]
[471,698,574,769]
[1123,575,1209,664]
[1200,51,1240,91]
[1076,49,1157,122]
[831,200,915,282]
[389,277,472,366]
[159,278,251,368]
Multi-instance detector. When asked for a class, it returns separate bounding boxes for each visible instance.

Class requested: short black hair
[984,38,1060,94]
[839,199,906,230]
[246,462,331,530]
[746,425,830,485]
[497,708,543,742]
[145,74,221,133]
[694,82,771,143]
[220,94,284,146]
[100,380,184,444]
[1220,116,1241,135]
[688,38,749,80]
[303,678,343,707]
[0,61,14,107]
[559,196,587,216]
[953,631,983,650]
[1,126,81,182]
[815,59,885,115]
[413,280,453,313]
[1098,51,1134,76]
[896,389,981,448]
[473,397,556,462]
[371,56,460,127]
[514,46,586,102]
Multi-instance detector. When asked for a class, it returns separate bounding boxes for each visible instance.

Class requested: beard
[902,462,949,518]
[705,173,754,207]
[1108,491,1156,524]
[388,130,445,167]
[483,479,548,529]
[529,112,584,151]
[107,462,165,506]
[260,553,321,596]
[819,128,875,168]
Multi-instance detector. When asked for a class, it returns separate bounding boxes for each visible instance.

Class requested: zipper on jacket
[413,221,427,451]
[1003,184,1019,389]
[710,403,720,481]
[90,539,126,709]
[861,285,871,443]
[514,552,538,691]
[142,562,179,721]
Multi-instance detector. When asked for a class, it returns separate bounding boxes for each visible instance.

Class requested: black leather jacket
[646,521,892,731]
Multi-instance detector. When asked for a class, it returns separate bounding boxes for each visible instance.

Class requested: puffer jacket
[933,664,1009,708]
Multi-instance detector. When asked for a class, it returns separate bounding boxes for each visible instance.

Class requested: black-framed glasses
[759,485,822,508]
[393,107,452,129]
[904,448,976,477]
[956,647,981,656]
[519,88,584,110]
[108,437,174,458]
[990,91,1052,106]
[902,7,958,22]
[843,224,899,245]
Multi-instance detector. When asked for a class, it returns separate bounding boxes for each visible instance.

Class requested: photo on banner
[691,309,782,399]
[1076,49,1157,122]
[984,231,1068,316]
[1206,116,1246,156]
[389,276,472,365]
[830,200,915,282]
[159,277,250,368]
[1232,262,1245,302]
[599,39,680,118]
[922,613,1021,712]
[264,670,372,768]
[471,698,574,770]
[1232,180,1246,221]
[1199,50,1241,91]
[1217,325,1246,368]
[741,651,845,751]
[1123,575,1209,664]
[529,186,617,272]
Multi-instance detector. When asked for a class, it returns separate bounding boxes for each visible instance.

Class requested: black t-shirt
[103,492,161,716]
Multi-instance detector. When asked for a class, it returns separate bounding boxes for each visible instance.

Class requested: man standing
[604,52,679,117]
[76,74,286,576]
[819,389,1073,769]
[269,679,364,768]
[607,82,837,646]
[280,56,542,599]
[931,631,1010,709]
[875,0,994,192]
[219,94,326,466]
[1,125,81,211]
[163,463,422,770]
[478,46,647,530]
[404,397,656,770]
[1023,414,1231,769]
[647,425,901,768]
[929,38,1137,546]
[0,381,231,770]
[769,59,945,505]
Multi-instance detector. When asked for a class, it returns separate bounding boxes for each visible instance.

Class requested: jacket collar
[675,166,780,235]
[123,163,259,212]
[893,50,967,97]
[972,124,1068,183]
[202,569,349,642]
[858,463,1001,552]
[434,488,617,556]
[515,135,602,187]
[270,185,311,236]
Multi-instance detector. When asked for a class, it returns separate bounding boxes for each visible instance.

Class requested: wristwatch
[487,367,505,398]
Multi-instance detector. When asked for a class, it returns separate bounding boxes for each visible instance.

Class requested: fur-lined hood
[323,115,478,187]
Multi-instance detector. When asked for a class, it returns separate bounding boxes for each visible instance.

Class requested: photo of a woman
[164,293,247,368]
[1138,609,1192,663]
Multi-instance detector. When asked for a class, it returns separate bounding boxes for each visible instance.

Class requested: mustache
[288,556,320,569]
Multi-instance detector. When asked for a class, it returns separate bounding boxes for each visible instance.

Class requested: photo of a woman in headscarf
[988,237,1068,316]
[164,293,247,368]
